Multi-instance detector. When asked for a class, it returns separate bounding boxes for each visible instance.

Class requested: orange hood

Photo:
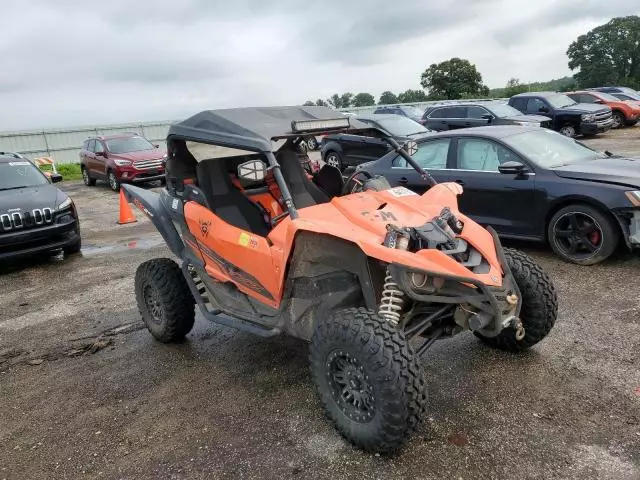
[269,184,505,287]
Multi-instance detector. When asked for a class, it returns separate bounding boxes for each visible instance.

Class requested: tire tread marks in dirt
[309,307,427,453]
[477,248,558,352]
[135,258,195,343]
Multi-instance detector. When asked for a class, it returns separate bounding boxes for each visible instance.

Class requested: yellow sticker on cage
[238,232,251,247]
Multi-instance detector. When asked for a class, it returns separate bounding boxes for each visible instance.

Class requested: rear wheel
[324,151,343,171]
[548,204,618,265]
[559,124,576,137]
[107,170,120,192]
[82,167,96,186]
[309,307,427,453]
[611,111,625,129]
[476,248,558,352]
[135,258,195,343]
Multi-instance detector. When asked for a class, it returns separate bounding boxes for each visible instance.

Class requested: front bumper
[581,118,613,135]
[0,215,80,261]
[388,227,522,338]
[117,166,165,183]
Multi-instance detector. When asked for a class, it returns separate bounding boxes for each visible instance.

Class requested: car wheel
[309,307,427,453]
[135,258,195,343]
[611,111,625,129]
[107,170,121,192]
[324,151,343,171]
[548,204,619,265]
[82,167,96,186]
[559,124,576,137]
[306,137,318,151]
[475,248,558,352]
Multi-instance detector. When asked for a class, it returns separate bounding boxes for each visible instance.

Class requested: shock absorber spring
[378,268,406,326]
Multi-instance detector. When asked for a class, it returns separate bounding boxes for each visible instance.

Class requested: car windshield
[374,116,430,136]
[400,106,425,118]
[594,92,621,102]
[503,130,604,168]
[546,94,578,108]
[487,103,524,117]
[106,137,155,154]
[614,91,640,101]
[0,160,48,190]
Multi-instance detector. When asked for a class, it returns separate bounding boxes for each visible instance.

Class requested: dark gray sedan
[421,101,551,131]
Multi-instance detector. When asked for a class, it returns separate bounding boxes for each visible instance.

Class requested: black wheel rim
[143,285,164,325]
[326,350,375,423]
[553,212,603,260]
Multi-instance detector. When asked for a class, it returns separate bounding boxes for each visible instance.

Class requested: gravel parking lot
[1,128,639,480]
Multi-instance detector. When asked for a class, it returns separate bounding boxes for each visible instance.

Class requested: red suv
[79,134,167,191]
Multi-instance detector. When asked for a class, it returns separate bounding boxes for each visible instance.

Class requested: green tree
[503,78,528,97]
[315,99,328,106]
[303,100,315,106]
[327,92,354,108]
[420,58,488,99]
[397,89,428,103]
[567,16,640,88]
[352,92,375,107]
[378,91,399,104]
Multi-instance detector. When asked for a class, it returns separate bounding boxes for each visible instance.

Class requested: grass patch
[56,163,83,181]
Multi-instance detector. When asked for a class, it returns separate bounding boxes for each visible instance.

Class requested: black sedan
[320,114,431,172]
[354,126,640,265]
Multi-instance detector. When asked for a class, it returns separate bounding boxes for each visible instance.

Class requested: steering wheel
[342,170,374,195]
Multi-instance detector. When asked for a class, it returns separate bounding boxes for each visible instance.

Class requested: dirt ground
[1,127,639,480]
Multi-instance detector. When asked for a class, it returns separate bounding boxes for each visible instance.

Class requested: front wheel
[107,170,121,192]
[476,248,558,352]
[309,308,427,453]
[324,151,343,171]
[548,204,619,265]
[135,258,195,343]
[559,124,576,137]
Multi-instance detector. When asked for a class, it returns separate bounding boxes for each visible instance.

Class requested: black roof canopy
[168,106,365,152]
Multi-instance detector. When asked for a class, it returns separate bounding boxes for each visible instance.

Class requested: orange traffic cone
[117,189,137,225]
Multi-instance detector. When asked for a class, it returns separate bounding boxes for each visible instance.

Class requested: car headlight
[514,121,540,127]
[625,191,640,206]
[57,197,73,211]
[581,114,596,122]
[114,159,132,166]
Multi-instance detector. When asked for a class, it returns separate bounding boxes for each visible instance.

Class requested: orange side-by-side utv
[122,106,558,453]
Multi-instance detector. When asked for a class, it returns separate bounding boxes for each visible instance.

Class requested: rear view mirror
[237,159,267,182]
[50,173,63,183]
[538,106,549,113]
[498,161,526,175]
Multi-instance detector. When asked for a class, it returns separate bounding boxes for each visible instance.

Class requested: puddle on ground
[81,236,165,256]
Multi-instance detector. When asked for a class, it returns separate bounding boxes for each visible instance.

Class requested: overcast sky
[1,0,638,131]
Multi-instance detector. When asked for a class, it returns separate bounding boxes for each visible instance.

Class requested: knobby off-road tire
[309,307,427,453]
[135,258,195,343]
[476,248,558,352]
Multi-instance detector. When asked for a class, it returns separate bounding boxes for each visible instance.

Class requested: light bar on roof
[291,118,350,132]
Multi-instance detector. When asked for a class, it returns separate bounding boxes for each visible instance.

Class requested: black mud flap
[121,184,185,257]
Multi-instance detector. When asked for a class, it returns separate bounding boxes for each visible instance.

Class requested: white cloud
[0,0,637,130]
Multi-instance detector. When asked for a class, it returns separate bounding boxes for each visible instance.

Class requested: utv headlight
[581,113,596,122]
[57,197,73,211]
[114,159,132,166]
[625,191,640,206]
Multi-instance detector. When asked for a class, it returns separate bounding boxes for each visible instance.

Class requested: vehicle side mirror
[593,99,602,104]
[96,151,107,157]
[50,173,63,183]
[238,159,267,182]
[481,114,493,123]
[154,144,160,148]
[538,106,549,113]
[498,161,527,175]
